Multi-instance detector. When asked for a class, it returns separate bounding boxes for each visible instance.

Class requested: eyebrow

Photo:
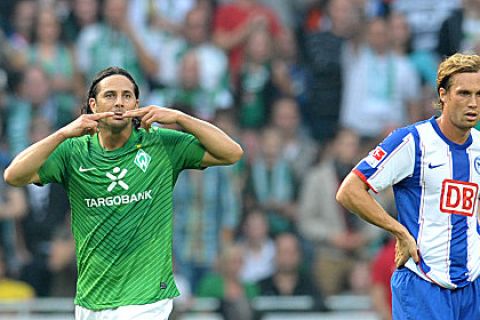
[102,89,134,95]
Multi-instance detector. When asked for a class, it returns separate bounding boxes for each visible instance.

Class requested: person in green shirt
[4,66,243,320]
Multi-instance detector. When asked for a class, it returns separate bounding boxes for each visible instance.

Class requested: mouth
[465,111,478,121]
[112,111,124,120]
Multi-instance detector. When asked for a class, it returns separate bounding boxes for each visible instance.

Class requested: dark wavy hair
[82,66,141,129]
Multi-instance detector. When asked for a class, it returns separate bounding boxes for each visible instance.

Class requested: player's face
[89,75,138,131]
[440,71,480,131]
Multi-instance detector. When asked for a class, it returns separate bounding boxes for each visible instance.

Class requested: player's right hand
[58,112,114,138]
[394,233,419,268]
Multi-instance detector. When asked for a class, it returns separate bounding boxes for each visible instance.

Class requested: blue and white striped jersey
[354,117,480,289]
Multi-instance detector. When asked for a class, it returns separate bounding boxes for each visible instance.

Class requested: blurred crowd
[0,0,477,319]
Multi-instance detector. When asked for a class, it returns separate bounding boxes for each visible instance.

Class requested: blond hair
[435,53,480,110]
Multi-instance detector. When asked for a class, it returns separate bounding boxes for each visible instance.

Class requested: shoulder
[67,135,90,148]
[387,118,433,142]
[144,126,189,138]
[141,127,198,146]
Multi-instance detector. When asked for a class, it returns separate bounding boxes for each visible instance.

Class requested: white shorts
[75,298,173,320]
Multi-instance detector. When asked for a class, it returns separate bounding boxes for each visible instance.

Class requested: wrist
[55,129,70,142]
[391,225,410,240]
[174,110,187,124]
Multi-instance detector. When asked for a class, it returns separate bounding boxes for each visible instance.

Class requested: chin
[108,120,130,130]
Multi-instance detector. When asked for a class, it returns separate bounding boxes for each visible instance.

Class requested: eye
[105,92,114,98]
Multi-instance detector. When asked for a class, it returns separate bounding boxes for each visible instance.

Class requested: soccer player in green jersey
[4,66,243,319]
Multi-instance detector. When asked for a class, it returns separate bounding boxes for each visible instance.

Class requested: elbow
[4,168,16,186]
[3,167,26,187]
[336,181,351,208]
[335,187,346,206]
[228,143,244,164]
[220,141,244,165]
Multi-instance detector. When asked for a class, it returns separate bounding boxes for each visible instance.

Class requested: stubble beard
[99,118,131,135]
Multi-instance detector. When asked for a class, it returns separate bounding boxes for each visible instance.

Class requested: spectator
[389,11,438,91]
[275,27,310,113]
[236,28,289,129]
[47,224,76,297]
[0,28,27,75]
[76,0,158,90]
[437,0,480,58]
[0,158,27,277]
[149,49,232,122]
[173,153,240,292]
[304,0,363,142]
[259,233,326,311]
[16,116,73,297]
[238,208,275,283]
[0,245,34,300]
[7,0,37,53]
[269,97,318,182]
[128,0,196,37]
[153,6,230,94]
[197,244,259,320]
[298,128,381,296]
[213,0,284,84]
[391,0,460,52]
[340,17,421,140]
[371,236,395,320]
[7,65,60,156]
[244,127,297,236]
[29,6,79,126]
[212,108,247,207]
[62,0,100,45]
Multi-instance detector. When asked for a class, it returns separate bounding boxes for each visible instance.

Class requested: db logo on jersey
[440,179,479,217]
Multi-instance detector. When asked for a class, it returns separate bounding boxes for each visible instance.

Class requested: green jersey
[38,127,205,310]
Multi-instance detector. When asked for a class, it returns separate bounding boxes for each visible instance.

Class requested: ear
[88,97,97,113]
[439,87,447,104]
[135,99,139,110]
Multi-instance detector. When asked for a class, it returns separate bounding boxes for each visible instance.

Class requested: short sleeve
[38,139,71,185]
[158,128,206,171]
[354,127,416,193]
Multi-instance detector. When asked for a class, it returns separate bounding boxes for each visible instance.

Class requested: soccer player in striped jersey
[336,53,480,319]
[4,66,243,319]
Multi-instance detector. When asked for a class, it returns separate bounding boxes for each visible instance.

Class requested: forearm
[4,131,66,186]
[176,112,243,165]
[336,173,409,239]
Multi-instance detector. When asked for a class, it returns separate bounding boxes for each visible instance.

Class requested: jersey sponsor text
[84,190,153,208]
[440,179,479,217]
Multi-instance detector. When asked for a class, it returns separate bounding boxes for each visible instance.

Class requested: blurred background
[0,0,475,319]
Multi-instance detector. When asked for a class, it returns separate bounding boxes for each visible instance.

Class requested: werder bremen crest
[134,149,151,172]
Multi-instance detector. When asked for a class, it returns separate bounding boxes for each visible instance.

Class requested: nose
[468,94,479,108]
[114,95,124,107]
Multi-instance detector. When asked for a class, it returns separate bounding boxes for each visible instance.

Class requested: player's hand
[58,112,114,138]
[394,233,419,268]
[123,106,181,131]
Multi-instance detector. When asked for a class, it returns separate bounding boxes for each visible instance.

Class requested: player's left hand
[123,106,181,131]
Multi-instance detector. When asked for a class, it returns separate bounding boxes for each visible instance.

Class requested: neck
[98,126,133,150]
[436,116,471,145]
